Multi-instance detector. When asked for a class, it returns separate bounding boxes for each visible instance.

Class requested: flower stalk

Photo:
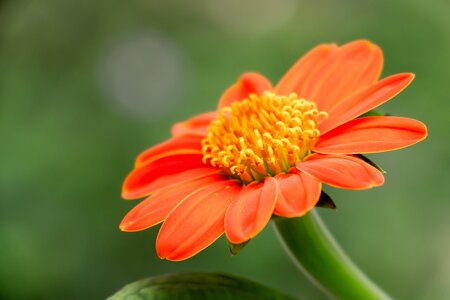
[273,210,391,300]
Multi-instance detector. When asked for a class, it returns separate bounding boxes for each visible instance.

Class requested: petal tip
[119,221,131,232]
[225,178,278,244]
[155,245,193,262]
[121,189,131,200]
[399,72,415,83]
[155,236,169,260]
[119,219,140,232]
[353,39,376,47]
[156,248,167,260]
[218,72,273,109]
[228,236,250,245]
[343,39,381,53]
[121,188,141,200]
[371,175,385,188]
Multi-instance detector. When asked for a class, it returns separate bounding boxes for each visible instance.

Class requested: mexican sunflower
[120,40,427,261]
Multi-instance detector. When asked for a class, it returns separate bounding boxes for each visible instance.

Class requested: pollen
[202,92,328,183]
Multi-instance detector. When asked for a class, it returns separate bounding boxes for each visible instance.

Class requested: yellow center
[202,92,327,183]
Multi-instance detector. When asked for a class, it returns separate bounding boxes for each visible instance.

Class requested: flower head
[202,92,327,183]
[120,40,427,261]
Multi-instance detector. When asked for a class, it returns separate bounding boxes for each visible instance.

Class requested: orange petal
[296,154,384,190]
[135,135,204,168]
[225,177,278,244]
[136,168,221,196]
[217,72,273,109]
[301,40,383,111]
[314,116,427,154]
[275,40,383,112]
[122,153,209,199]
[275,43,338,96]
[274,171,322,218]
[171,111,217,138]
[156,180,241,261]
[120,173,227,232]
[319,73,415,134]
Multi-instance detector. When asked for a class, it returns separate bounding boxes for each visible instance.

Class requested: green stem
[273,210,391,300]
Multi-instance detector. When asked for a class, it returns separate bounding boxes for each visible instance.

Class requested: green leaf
[354,154,386,174]
[315,191,336,209]
[227,239,250,256]
[108,272,297,300]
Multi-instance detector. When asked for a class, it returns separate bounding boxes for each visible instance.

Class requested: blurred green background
[1,0,449,299]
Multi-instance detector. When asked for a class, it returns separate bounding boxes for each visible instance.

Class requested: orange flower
[120,40,427,261]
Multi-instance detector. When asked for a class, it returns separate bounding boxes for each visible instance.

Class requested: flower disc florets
[202,92,328,183]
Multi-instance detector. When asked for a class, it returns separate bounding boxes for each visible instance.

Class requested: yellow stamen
[202,92,327,183]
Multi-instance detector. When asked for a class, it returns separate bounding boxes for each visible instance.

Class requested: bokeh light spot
[99,31,185,120]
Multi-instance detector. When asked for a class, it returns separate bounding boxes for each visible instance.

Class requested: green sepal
[108,272,297,300]
[359,109,387,117]
[354,154,386,174]
[227,239,250,256]
[315,191,337,209]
